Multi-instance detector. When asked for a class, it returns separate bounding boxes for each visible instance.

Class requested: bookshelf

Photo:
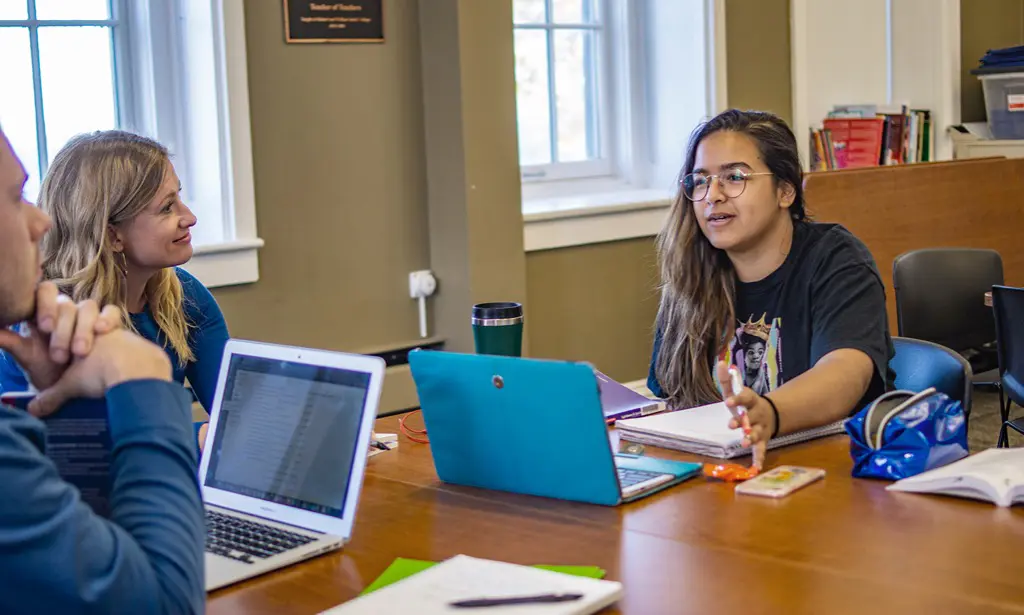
[809,105,932,171]
[791,0,960,170]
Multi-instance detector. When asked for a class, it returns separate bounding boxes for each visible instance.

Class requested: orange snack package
[703,462,760,482]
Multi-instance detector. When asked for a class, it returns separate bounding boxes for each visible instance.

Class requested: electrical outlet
[409,270,437,299]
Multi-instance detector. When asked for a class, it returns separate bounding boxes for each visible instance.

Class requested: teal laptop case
[408,350,700,506]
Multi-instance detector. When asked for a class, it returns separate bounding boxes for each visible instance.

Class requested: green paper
[360,559,436,596]
[533,564,606,578]
[360,558,606,596]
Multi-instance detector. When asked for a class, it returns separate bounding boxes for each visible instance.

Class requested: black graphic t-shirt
[648,221,895,413]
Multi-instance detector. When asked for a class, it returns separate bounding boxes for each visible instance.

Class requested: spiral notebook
[615,401,847,458]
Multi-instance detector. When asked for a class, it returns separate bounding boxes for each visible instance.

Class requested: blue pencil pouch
[845,387,968,481]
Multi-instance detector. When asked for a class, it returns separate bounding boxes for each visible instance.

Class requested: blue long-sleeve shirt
[0,268,229,440]
[153,268,230,412]
[0,379,205,614]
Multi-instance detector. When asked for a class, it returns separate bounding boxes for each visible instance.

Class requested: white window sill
[522,189,672,252]
[179,238,264,288]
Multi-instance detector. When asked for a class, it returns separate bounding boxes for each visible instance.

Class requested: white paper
[320,555,623,615]
[617,403,742,446]
[616,402,846,458]
[887,448,1024,506]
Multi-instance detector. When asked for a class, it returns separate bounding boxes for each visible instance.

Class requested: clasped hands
[0,282,170,417]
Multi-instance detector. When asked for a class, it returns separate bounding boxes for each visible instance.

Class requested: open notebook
[886,448,1024,507]
[615,401,846,458]
[320,554,623,614]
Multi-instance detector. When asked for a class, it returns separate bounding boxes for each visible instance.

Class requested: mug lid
[472,302,523,320]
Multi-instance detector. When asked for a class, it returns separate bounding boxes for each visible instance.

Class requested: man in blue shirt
[0,128,204,614]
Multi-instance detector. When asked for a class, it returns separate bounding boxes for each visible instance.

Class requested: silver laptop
[198,340,385,591]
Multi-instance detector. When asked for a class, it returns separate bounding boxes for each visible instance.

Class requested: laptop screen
[203,354,371,518]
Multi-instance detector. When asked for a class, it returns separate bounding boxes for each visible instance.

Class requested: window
[516,0,726,251]
[0,0,120,200]
[0,0,260,288]
[512,0,610,182]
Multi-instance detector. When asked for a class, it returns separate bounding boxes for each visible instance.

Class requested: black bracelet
[762,394,780,439]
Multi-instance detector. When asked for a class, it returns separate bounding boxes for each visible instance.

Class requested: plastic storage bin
[978,70,1024,139]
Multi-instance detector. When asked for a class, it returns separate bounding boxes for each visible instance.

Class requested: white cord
[418,295,427,338]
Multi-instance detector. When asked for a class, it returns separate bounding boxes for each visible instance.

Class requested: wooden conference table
[207,414,1024,615]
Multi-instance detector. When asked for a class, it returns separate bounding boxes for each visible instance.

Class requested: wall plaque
[284,1,384,43]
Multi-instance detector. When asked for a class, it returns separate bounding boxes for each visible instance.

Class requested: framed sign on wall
[283,1,384,43]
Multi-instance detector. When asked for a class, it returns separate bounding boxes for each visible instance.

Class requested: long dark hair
[654,109,804,408]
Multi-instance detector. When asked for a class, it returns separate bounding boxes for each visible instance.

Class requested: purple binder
[595,370,663,421]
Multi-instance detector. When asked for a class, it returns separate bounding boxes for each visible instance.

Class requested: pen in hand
[728,366,765,471]
[727,366,751,436]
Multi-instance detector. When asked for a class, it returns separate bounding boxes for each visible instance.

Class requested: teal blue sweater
[0,379,204,614]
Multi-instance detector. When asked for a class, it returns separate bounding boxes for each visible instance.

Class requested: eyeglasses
[680,169,773,202]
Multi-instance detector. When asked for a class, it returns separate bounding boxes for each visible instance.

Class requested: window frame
[517,0,651,201]
[174,0,262,288]
[521,0,729,251]
[0,0,126,186]
[173,0,262,288]
[2,0,261,288]
[119,0,263,287]
[513,0,615,184]
[121,0,232,251]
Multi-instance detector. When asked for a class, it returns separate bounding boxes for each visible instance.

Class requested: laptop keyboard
[206,510,316,564]
[617,467,668,489]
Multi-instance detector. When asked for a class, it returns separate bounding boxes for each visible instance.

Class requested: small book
[1,392,112,516]
[886,448,1024,507]
[595,370,663,422]
[615,401,846,458]
[320,554,623,614]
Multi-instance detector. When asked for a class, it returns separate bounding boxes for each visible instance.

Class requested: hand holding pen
[715,361,769,470]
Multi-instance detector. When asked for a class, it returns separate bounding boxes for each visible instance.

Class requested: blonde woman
[0,130,228,449]
[648,109,894,458]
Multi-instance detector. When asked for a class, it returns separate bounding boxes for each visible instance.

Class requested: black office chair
[890,336,973,421]
[991,286,1024,446]
[892,248,1003,379]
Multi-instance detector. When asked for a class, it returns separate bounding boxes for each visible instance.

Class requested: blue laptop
[408,350,702,506]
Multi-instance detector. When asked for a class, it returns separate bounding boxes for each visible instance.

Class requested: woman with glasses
[647,109,894,464]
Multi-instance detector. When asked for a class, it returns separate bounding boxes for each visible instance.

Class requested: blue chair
[991,286,1024,447]
[890,336,973,420]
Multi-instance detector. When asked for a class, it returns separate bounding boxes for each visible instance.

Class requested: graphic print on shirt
[718,313,783,395]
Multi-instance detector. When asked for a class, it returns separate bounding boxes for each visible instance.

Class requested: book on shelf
[811,104,931,171]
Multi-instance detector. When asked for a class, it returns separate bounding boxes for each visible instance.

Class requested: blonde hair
[38,130,194,364]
